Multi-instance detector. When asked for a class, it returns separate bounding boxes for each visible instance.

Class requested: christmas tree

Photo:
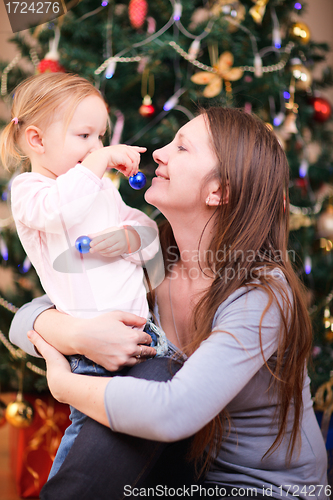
[0,0,333,400]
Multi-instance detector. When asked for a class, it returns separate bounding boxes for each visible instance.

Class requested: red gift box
[9,393,70,498]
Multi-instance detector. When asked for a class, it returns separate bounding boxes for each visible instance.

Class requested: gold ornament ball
[290,22,311,44]
[5,399,34,428]
[292,64,312,91]
[317,206,333,239]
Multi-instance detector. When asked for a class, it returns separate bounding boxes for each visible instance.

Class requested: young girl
[0,72,164,478]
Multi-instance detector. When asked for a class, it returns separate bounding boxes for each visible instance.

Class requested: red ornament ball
[309,96,332,123]
[37,58,66,74]
[129,0,148,29]
[139,103,155,117]
[139,95,155,117]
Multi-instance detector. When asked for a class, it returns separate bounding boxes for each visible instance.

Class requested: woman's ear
[206,182,229,207]
[24,126,44,155]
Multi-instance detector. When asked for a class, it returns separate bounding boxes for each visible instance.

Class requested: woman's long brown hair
[149,107,313,476]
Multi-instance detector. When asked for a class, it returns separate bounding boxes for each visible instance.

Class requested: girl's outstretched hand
[81,144,146,178]
[27,330,71,402]
[105,145,146,177]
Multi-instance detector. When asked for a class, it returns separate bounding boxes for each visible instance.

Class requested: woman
[10,107,328,499]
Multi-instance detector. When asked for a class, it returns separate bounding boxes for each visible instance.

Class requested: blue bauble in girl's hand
[75,236,91,254]
[129,172,146,190]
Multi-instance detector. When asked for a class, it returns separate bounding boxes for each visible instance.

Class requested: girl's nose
[90,137,103,153]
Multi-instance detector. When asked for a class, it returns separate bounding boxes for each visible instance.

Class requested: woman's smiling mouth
[154,169,169,180]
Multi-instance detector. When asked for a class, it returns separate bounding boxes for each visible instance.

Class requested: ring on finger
[136,345,143,359]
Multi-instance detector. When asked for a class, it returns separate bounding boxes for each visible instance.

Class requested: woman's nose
[153,146,167,164]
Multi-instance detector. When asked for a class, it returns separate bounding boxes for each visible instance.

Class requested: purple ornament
[75,235,91,253]
[129,172,146,190]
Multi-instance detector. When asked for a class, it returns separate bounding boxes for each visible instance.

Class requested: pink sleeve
[11,166,104,234]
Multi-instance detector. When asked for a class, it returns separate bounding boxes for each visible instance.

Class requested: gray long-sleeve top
[9,285,329,499]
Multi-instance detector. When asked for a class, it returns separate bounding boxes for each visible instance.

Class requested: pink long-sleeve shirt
[11,164,160,319]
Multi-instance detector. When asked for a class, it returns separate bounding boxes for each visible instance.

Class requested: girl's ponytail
[0,116,26,171]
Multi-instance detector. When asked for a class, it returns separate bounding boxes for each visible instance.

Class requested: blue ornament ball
[129,172,146,190]
[75,235,91,254]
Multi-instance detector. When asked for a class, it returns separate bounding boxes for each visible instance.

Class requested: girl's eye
[178,146,186,152]
[80,134,89,139]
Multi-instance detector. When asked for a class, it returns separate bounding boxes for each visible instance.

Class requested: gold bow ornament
[191,51,243,98]
[249,0,269,24]
[24,398,69,491]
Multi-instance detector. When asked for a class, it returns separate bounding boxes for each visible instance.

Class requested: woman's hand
[27,330,72,403]
[33,308,156,372]
[28,330,110,426]
[74,310,156,372]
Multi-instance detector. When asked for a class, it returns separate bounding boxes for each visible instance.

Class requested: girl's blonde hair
[0,72,106,171]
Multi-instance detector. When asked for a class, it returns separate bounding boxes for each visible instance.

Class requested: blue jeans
[48,319,177,480]
[41,356,198,500]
